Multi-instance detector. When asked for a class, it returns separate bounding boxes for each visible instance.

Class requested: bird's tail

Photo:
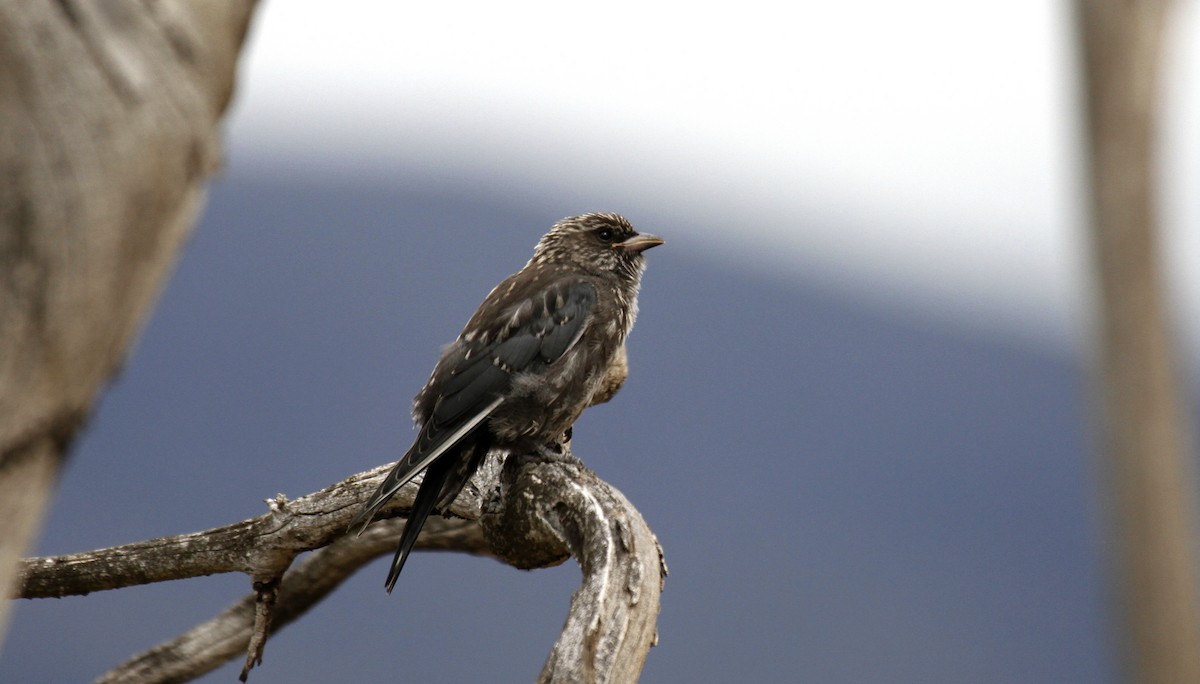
[348,398,502,536]
[384,459,451,593]
[348,446,425,536]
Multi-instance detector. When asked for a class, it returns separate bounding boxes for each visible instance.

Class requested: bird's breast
[487,333,622,444]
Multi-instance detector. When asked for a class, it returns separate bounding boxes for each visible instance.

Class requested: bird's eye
[595,228,615,243]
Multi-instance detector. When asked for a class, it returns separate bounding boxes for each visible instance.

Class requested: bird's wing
[348,277,597,534]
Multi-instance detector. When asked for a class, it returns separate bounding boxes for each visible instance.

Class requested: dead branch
[17,463,481,599]
[18,450,665,682]
[484,452,666,684]
[97,517,488,684]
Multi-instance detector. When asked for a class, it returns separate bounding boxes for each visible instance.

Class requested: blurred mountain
[1,170,1109,682]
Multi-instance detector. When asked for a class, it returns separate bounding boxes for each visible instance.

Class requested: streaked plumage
[349,212,662,592]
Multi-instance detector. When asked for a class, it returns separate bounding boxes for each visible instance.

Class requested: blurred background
[4,1,1200,681]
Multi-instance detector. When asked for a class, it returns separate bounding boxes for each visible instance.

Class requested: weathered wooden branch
[97,517,489,684]
[17,451,665,682]
[483,452,666,684]
[1076,0,1200,682]
[17,462,481,599]
[0,0,258,643]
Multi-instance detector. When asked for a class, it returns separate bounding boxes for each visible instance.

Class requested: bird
[348,212,663,593]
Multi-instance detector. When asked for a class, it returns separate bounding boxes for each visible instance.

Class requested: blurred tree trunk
[0,0,257,645]
[1076,1,1200,682]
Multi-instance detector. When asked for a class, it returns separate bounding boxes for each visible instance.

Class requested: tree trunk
[0,0,258,645]
[1076,1,1200,681]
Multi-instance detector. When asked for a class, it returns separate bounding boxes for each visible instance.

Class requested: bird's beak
[615,233,664,254]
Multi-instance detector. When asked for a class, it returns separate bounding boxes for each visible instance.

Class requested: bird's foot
[534,441,568,460]
[530,434,580,465]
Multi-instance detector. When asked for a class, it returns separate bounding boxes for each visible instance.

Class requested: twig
[96,518,488,684]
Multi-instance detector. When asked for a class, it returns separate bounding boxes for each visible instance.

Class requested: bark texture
[483,452,666,684]
[0,0,258,642]
[96,517,489,684]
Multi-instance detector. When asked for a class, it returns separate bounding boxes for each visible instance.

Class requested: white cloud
[225,0,1199,355]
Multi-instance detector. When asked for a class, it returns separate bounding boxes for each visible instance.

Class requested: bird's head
[532,213,664,281]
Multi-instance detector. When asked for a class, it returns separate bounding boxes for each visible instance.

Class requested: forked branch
[17,449,665,683]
